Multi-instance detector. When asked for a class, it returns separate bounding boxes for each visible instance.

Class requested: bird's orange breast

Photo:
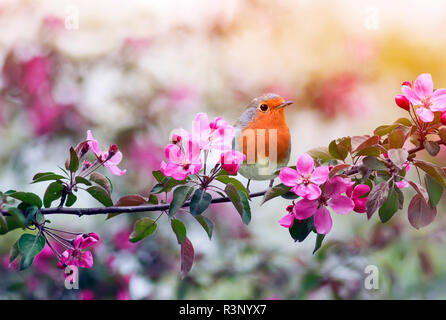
[238,109,290,164]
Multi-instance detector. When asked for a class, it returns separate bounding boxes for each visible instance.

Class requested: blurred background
[2,0,446,299]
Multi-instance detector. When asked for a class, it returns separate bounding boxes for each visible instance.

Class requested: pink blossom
[57,248,93,269]
[401,73,446,122]
[117,289,131,300]
[28,98,65,136]
[220,150,246,175]
[278,205,295,228]
[279,153,329,200]
[160,132,202,180]
[192,113,234,151]
[74,233,100,249]
[280,177,354,234]
[80,289,95,300]
[21,56,51,95]
[346,184,370,213]
[86,130,127,176]
[395,163,411,189]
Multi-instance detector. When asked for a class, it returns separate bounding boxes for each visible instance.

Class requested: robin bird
[233,93,292,191]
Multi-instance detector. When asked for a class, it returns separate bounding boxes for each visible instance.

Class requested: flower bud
[395,94,410,111]
[441,111,446,126]
[106,144,118,161]
[401,81,412,88]
[171,134,182,144]
[82,160,93,171]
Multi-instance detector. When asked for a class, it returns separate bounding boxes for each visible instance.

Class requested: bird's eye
[259,104,269,112]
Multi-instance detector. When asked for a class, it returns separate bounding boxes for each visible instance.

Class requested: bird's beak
[277,101,293,109]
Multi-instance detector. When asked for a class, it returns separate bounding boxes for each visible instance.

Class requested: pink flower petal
[310,166,329,185]
[353,198,367,213]
[395,180,408,189]
[329,195,355,214]
[164,144,183,164]
[314,207,332,235]
[104,163,127,176]
[352,184,370,198]
[86,130,101,156]
[401,86,421,105]
[324,176,347,197]
[279,167,300,187]
[431,89,446,110]
[293,198,318,220]
[278,214,295,228]
[416,107,434,123]
[295,184,321,200]
[414,73,433,98]
[296,153,314,176]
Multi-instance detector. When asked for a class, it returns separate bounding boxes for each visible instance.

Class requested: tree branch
[1,191,267,217]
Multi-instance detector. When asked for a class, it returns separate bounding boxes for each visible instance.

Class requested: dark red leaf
[180,237,194,279]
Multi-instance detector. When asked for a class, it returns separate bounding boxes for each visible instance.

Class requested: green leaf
[18,234,46,270]
[151,177,188,194]
[25,206,39,223]
[89,172,111,195]
[168,186,195,217]
[306,147,335,162]
[9,241,20,266]
[152,170,166,183]
[378,187,399,223]
[86,186,113,207]
[148,194,158,204]
[43,181,64,208]
[239,191,251,225]
[374,124,398,136]
[129,218,157,243]
[414,160,446,188]
[9,192,42,208]
[289,217,314,242]
[313,233,325,254]
[0,216,23,235]
[261,183,291,205]
[189,189,212,216]
[362,156,387,171]
[75,176,92,186]
[65,193,77,207]
[32,172,56,180]
[329,138,351,161]
[356,146,383,157]
[425,174,443,209]
[194,215,214,240]
[394,117,412,127]
[216,176,250,199]
[171,219,187,244]
[7,207,27,228]
[32,173,66,183]
[68,147,79,172]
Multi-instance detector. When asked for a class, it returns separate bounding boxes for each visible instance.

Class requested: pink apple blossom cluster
[278,153,370,234]
[57,233,100,269]
[160,113,245,180]
[395,73,446,123]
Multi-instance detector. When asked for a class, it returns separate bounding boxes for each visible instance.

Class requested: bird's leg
[246,179,251,193]
[269,179,274,188]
